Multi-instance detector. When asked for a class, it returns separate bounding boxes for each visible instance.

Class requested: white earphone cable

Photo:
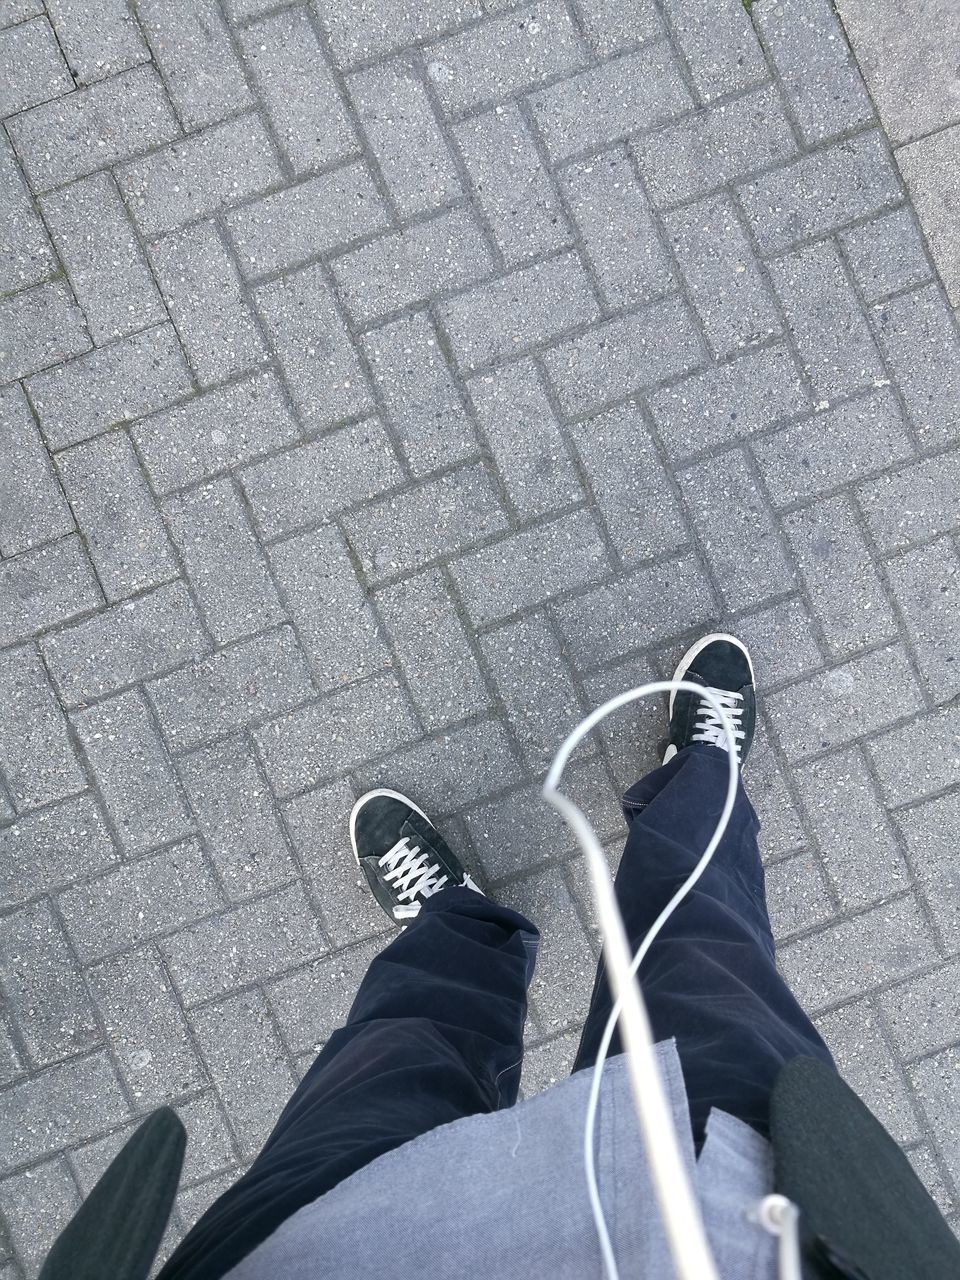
[542,681,740,1280]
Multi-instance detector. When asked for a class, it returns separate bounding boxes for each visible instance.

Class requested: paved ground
[2,0,960,1271]
[837,0,960,309]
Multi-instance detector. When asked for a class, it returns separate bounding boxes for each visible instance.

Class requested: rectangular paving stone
[362,311,477,476]
[856,449,960,552]
[118,114,282,237]
[574,0,658,54]
[315,0,481,67]
[527,41,692,162]
[551,551,715,669]
[633,84,798,209]
[0,279,90,383]
[0,902,100,1068]
[880,962,960,1061]
[648,343,808,458]
[240,7,356,174]
[88,947,207,1105]
[191,989,296,1159]
[267,937,387,1055]
[453,103,570,267]
[45,0,150,85]
[728,597,824,691]
[147,626,314,752]
[450,509,612,627]
[177,735,296,901]
[755,0,873,144]
[0,1157,83,1272]
[0,645,84,812]
[283,780,392,946]
[148,222,266,386]
[780,894,937,1012]
[0,383,73,557]
[163,478,285,645]
[349,57,460,217]
[765,850,836,941]
[241,418,401,540]
[256,263,372,429]
[159,882,325,1005]
[481,615,587,770]
[569,400,686,564]
[0,132,57,293]
[0,536,100,648]
[910,1049,960,1185]
[663,0,765,102]
[816,999,922,1144]
[58,838,221,962]
[426,0,584,114]
[767,644,924,761]
[439,251,600,371]
[56,430,176,601]
[753,390,913,506]
[269,526,389,689]
[839,207,933,302]
[0,16,72,116]
[40,172,166,346]
[867,705,960,808]
[770,239,885,399]
[507,866,596,1035]
[561,148,673,310]
[137,0,251,129]
[0,1053,129,1173]
[468,358,582,518]
[330,206,494,323]
[784,495,896,659]
[0,794,116,911]
[738,132,901,255]
[353,718,524,814]
[376,568,490,730]
[665,193,780,359]
[679,447,794,610]
[72,689,193,855]
[747,718,808,859]
[872,285,960,447]
[225,164,388,279]
[27,324,194,451]
[8,64,179,190]
[794,746,908,909]
[133,371,298,494]
[893,790,960,950]
[582,652,666,791]
[543,294,705,416]
[255,672,418,795]
[42,581,209,707]
[886,538,960,702]
[344,464,507,582]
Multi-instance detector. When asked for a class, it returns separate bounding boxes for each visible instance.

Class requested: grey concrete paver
[4,0,960,1264]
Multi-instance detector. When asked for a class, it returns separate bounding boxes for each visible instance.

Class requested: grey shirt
[226,1040,779,1279]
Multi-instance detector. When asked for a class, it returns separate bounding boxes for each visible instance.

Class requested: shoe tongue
[400,811,445,860]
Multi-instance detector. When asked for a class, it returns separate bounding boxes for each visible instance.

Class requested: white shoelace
[379,837,449,920]
[692,687,745,758]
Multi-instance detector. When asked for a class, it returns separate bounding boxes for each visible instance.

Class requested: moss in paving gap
[742,0,754,12]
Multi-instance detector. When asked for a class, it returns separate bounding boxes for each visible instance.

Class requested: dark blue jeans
[160,744,833,1280]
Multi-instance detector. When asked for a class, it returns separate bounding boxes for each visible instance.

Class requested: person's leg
[160,794,537,1280]
[573,636,834,1147]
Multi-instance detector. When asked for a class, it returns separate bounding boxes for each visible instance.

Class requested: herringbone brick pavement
[2,0,960,1269]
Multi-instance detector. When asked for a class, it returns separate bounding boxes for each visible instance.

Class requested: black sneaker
[663,633,756,769]
[349,788,483,924]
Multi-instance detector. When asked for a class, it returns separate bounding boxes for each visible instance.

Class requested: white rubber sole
[667,632,756,718]
[348,787,431,866]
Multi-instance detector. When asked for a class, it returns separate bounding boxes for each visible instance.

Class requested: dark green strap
[39,1107,185,1280]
